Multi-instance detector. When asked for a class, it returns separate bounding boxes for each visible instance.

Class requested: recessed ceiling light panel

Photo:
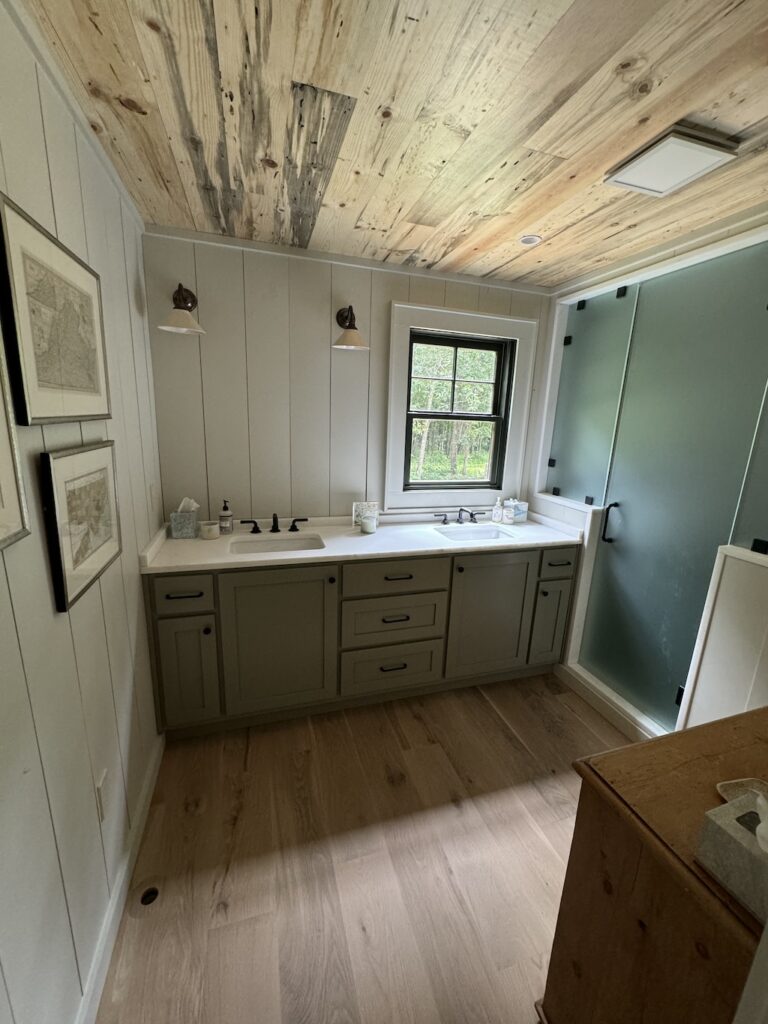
[605,130,737,197]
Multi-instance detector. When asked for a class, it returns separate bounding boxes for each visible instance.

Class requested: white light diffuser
[605,130,736,197]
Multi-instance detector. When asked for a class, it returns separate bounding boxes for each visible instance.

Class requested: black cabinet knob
[541,590,549,597]
[328,576,336,584]
[202,626,212,635]
[457,566,465,573]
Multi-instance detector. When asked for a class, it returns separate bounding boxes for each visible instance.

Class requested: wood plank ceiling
[23,0,768,287]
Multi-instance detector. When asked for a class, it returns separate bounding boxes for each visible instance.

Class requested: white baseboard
[75,735,165,1024]
[555,663,667,743]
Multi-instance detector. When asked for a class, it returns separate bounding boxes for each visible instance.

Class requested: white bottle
[219,498,234,535]
[491,497,503,523]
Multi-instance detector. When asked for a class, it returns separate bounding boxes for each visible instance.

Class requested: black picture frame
[40,441,121,612]
[0,192,111,425]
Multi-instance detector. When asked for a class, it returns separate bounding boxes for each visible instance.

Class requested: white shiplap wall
[144,231,548,520]
[0,4,163,1023]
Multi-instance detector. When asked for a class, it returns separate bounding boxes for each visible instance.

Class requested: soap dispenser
[219,499,234,535]
[491,497,503,524]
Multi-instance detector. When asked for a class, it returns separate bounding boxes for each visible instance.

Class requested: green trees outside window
[405,333,515,489]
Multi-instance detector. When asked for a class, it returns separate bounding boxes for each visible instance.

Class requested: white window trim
[384,302,538,511]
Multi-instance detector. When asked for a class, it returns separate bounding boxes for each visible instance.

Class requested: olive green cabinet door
[528,579,573,666]
[446,551,539,679]
[219,565,339,715]
[157,614,221,727]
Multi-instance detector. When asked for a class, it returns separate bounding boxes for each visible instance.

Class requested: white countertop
[139,518,580,575]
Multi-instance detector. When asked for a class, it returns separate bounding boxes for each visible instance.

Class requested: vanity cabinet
[156,614,221,727]
[218,564,339,715]
[146,543,578,732]
[446,550,540,678]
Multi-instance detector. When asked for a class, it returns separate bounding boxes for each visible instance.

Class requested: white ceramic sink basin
[230,534,326,553]
[434,525,516,542]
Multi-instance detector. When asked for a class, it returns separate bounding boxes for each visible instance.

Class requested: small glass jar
[502,499,515,525]
[361,512,378,534]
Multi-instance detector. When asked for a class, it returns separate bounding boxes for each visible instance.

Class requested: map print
[22,250,100,394]
[65,468,113,569]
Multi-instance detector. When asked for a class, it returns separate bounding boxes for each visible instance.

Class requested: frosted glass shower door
[580,242,768,729]
[546,286,637,504]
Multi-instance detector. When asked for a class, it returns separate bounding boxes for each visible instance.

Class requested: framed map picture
[41,441,121,612]
[0,319,29,549]
[0,193,110,424]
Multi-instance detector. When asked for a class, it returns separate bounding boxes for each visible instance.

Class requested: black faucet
[240,519,261,534]
[270,513,280,533]
[289,518,308,532]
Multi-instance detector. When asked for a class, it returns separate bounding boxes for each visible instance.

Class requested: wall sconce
[157,283,206,335]
[333,305,368,350]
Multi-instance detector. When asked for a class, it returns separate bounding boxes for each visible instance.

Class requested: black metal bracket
[616,285,627,298]
[563,335,573,346]
[675,684,685,707]
[585,495,594,505]
[552,486,561,496]
[548,457,556,467]
[576,299,586,310]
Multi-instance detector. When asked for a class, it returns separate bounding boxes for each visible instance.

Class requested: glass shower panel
[580,242,768,729]
[546,285,637,504]
[732,387,768,549]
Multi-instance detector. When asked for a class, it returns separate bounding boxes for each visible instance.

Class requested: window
[404,331,515,490]
[385,303,537,510]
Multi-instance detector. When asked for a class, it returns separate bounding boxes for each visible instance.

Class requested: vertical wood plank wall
[0,4,163,1022]
[144,234,547,520]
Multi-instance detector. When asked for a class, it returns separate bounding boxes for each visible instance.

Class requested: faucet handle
[270,513,280,533]
[469,511,485,523]
[240,518,261,534]
[433,513,449,525]
[289,518,308,533]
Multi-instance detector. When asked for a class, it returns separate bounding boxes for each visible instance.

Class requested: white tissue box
[169,511,198,539]
[696,792,768,923]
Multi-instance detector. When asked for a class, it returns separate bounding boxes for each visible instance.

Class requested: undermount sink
[230,534,326,554]
[434,524,516,542]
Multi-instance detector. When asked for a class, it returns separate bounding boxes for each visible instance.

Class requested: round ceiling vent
[519,234,543,246]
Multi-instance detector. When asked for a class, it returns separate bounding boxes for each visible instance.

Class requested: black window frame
[403,329,516,491]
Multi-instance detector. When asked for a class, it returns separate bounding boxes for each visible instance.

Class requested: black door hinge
[564,335,573,346]
[616,286,627,298]
[585,495,594,505]
[576,299,586,310]
[675,685,685,707]
[552,486,561,496]
[548,457,556,467]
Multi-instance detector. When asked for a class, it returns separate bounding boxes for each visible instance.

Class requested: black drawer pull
[547,560,572,567]
[384,573,414,582]
[202,626,212,635]
[541,590,549,597]
[380,663,408,673]
[165,590,205,600]
[382,614,411,624]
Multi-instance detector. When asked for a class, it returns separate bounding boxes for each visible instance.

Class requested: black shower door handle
[601,502,620,543]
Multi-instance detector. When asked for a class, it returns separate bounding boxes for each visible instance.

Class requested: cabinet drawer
[343,557,450,598]
[153,574,214,616]
[540,547,579,580]
[340,639,445,696]
[341,592,447,649]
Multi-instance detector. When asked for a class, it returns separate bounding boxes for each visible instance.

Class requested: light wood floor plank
[96,676,630,1024]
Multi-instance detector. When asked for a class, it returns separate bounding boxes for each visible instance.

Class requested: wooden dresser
[538,708,767,1024]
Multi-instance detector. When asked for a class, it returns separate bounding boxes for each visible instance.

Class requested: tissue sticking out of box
[177,497,200,513]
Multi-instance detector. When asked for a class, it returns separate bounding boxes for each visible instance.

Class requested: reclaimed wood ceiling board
[23,0,768,287]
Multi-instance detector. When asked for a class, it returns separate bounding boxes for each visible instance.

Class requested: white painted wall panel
[0,7,54,231]
[3,427,109,980]
[195,243,250,519]
[330,264,371,515]
[145,235,544,522]
[38,71,87,260]
[70,587,130,890]
[145,236,208,517]
[244,251,292,517]
[290,258,332,517]
[0,565,82,1024]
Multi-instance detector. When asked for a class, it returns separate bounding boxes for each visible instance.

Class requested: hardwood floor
[97,676,629,1024]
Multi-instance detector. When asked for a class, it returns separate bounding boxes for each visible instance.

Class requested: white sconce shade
[158,283,206,335]
[333,305,368,350]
